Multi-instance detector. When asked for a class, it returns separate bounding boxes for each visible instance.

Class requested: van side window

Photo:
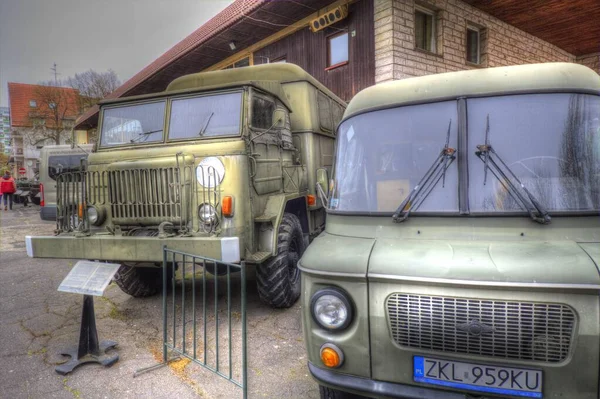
[318,91,333,132]
[48,155,86,180]
[251,96,275,130]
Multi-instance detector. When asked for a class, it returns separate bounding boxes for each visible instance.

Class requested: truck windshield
[100,101,165,147]
[169,92,242,140]
[331,93,600,214]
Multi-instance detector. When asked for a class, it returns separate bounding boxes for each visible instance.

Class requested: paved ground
[0,205,319,399]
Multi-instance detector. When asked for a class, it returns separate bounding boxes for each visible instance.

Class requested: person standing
[0,171,17,211]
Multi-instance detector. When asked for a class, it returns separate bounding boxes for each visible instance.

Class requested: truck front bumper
[25,234,241,263]
[308,362,466,399]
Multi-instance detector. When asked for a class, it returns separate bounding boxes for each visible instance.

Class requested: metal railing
[136,247,247,398]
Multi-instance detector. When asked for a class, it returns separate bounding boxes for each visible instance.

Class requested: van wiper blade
[475,115,551,224]
[198,112,214,136]
[130,129,163,143]
[392,120,456,223]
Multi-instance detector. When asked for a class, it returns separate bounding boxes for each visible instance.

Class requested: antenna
[50,63,61,85]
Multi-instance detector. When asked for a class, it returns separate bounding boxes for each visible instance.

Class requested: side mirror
[272,109,286,129]
[316,168,329,197]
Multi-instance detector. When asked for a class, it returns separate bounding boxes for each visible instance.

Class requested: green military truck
[300,63,600,398]
[26,63,345,308]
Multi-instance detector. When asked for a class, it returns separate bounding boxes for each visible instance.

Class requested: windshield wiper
[392,120,456,223]
[129,129,163,143]
[198,112,214,136]
[475,115,551,224]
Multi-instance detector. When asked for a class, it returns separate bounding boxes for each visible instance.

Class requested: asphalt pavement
[0,204,319,399]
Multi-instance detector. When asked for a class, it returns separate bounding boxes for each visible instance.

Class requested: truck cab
[301,63,600,398]
[27,64,346,308]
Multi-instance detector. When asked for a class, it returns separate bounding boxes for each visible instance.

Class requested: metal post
[241,262,247,399]
[162,245,168,363]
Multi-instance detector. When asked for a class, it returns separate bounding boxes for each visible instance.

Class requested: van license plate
[414,356,542,398]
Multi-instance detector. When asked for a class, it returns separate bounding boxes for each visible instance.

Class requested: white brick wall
[374,0,582,83]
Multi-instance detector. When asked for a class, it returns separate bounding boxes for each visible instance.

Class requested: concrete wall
[374,0,578,83]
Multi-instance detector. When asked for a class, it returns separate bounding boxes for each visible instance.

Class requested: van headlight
[198,203,218,225]
[87,206,105,226]
[311,288,353,331]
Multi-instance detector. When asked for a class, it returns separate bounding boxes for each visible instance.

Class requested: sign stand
[55,260,122,375]
[55,295,118,375]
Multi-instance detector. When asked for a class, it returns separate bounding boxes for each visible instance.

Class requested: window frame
[414,5,437,53]
[326,30,349,70]
[98,99,167,149]
[466,25,481,64]
[167,89,245,142]
[29,100,37,108]
[249,90,277,131]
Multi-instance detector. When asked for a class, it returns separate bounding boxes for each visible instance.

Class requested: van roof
[100,64,345,110]
[343,63,600,122]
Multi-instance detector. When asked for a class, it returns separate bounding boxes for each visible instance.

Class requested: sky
[0,0,233,107]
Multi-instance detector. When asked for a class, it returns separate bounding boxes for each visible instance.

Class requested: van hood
[368,239,600,287]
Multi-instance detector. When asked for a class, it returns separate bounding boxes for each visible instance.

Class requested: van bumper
[308,362,466,399]
[40,205,56,221]
[25,234,241,263]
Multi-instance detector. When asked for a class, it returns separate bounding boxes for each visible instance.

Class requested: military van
[26,64,345,308]
[38,144,93,221]
[300,63,600,398]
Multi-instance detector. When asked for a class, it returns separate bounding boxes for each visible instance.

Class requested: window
[331,101,459,213]
[223,57,250,70]
[29,100,37,108]
[48,154,87,181]
[467,94,600,213]
[169,92,242,140]
[327,31,349,67]
[100,101,165,147]
[49,102,56,109]
[466,26,480,64]
[251,96,275,130]
[272,57,287,64]
[415,6,436,52]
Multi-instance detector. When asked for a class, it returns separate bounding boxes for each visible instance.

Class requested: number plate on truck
[414,356,542,398]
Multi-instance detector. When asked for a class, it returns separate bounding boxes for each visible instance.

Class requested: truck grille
[387,294,576,363]
[108,168,182,224]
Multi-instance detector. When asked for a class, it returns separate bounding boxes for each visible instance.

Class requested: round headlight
[198,203,217,225]
[196,157,225,188]
[311,288,353,331]
[87,206,104,226]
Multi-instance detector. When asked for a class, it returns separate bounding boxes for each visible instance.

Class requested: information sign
[58,260,121,296]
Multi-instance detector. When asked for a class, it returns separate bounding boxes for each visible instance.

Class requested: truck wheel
[257,213,305,308]
[319,386,366,399]
[114,264,169,298]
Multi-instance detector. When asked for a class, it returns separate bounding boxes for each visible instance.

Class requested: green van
[301,63,600,398]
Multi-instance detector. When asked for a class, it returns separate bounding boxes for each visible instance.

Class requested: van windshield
[100,101,165,147]
[48,154,87,180]
[169,92,242,140]
[331,93,600,214]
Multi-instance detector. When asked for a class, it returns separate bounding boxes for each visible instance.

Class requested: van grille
[108,168,182,223]
[387,294,576,363]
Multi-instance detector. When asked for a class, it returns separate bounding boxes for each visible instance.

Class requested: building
[7,83,82,179]
[0,107,10,155]
[75,0,599,131]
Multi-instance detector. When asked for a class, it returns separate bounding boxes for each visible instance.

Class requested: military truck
[26,64,346,308]
[300,63,600,398]
[38,144,93,220]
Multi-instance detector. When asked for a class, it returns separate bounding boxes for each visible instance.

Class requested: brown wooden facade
[253,0,375,102]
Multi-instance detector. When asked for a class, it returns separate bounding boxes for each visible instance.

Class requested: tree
[25,81,79,146]
[67,69,120,112]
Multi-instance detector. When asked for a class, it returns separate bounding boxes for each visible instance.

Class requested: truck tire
[319,386,366,399]
[257,213,305,308]
[114,264,167,297]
